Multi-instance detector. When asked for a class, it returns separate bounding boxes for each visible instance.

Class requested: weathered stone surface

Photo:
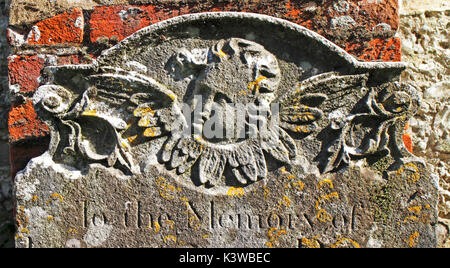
[398,4,449,247]
[14,13,438,248]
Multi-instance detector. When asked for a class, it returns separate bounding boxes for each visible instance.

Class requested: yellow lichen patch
[164,235,177,244]
[168,94,177,101]
[202,234,211,239]
[396,162,420,183]
[408,206,422,214]
[316,209,333,223]
[127,135,138,144]
[216,49,227,58]
[143,127,158,137]
[155,177,180,201]
[15,234,24,240]
[248,76,267,93]
[290,179,305,192]
[281,168,305,192]
[403,216,419,223]
[46,193,63,204]
[67,228,78,235]
[227,187,244,198]
[239,90,248,96]
[301,236,320,248]
[294,125,311,133]
[20,228,30,234]
[323,192,339,202]
[188,215,201,230]
[315,192,340,210]
[166,219,175,230]
[317,179,334,190]
[263,186,270,199]
[278,196,291,209]
[134,107,155,117]
[408,232,420,248]
[153,221,161,233]
[82,110,97,116]
[299,112,315,122]
[331,237,360,248]
[121,140,130,149]
[265,228,287,248]
[138,117,152,128]
[179,197,189,207]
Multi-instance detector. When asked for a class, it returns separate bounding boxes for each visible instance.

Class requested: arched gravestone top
[15,13,437,248]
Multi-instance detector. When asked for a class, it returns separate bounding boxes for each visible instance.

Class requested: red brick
[8,100,50,143]
[88,1,399,62]
[89,5,155,43]
[10,142,49,180]
[26,8,84,45]
[354,0,399,31]
[8,55,45,93]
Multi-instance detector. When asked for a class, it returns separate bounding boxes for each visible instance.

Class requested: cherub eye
[260,68,277,79]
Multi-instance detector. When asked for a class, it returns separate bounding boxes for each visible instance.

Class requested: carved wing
[276,72,419,173]
[34,67,184,175]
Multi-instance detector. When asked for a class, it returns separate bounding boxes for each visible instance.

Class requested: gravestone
[14,13,438,248]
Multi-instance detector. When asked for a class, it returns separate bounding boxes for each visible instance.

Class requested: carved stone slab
[14,13,438,248]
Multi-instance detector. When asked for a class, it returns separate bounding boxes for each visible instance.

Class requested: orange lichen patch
[317,179,334,190]
[266,227,287,248]
[402,121,414,154]
[155,177,181,201]
[285,0,302,18]
[408,206,422,214]
[283,0,315,30]
[408,232,420,248]
[403,133,413,154]
[8,100,50,143]
[358,38,402,62]
[331,237,360,248]
[8,55,45,93]
[46,193,63,204]
[278,196,291,209]
[26,8,84,45]
[301,236,320,248]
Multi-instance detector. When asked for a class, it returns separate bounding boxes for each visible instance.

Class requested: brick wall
[4,0,436,247]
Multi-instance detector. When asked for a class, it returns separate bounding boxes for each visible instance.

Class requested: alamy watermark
[169,95,281,144]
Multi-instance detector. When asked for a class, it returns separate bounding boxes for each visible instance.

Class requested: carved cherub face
[195,38,281,105]
[169,38,281,144]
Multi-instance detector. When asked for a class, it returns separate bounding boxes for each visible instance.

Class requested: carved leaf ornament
[33,13,419,188]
